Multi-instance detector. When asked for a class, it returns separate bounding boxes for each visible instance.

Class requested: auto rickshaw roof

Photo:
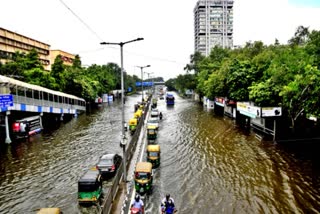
[37,208,61,214]
[147,145,160,152]
[129,118,138,123]
[147,125,157,129]
[79,169,100,182]
[135,162,152,172]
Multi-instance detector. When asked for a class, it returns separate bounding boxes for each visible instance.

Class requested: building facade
[0,27,50,70]
[194,0,234,56]
[49,50,75,70]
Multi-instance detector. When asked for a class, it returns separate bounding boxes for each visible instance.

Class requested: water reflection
[144,92,320,214]
[0,95,140,213]
[0,92,320,213]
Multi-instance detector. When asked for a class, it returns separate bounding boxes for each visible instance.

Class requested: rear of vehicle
[147,125,157,141]
[37,208,61,214]
[147,118,159,130]
[96,154,122,178]
[151,109,159,118]
[147,145,161,168]
[166,94,175,105]
[12,115,42,139]
[78,169,102,204]
[129,118,138,135]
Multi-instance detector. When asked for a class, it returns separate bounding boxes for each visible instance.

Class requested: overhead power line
[58,0,104,42]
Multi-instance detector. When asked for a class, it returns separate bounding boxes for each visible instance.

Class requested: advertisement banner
[261,107,282,117]
[237,102,261,118]
[215,97,225,107]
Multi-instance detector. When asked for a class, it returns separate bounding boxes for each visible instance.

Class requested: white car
[147,118,159,129]
[151,109,159,118]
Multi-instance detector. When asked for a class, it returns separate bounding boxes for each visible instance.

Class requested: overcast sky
[1,0,320,81]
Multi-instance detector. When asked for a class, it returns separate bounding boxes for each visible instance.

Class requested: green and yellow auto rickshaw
[147,145,160,168]
[134,162,153,195]
[129,118,138,135]
[151,98,157,109]
[78,169,102,204]
[134,109,143,121]
[147,125,157,143]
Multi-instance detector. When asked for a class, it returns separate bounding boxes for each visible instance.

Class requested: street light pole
[144,71,153,95]
[136,65,150,102]
[100,38,143,182]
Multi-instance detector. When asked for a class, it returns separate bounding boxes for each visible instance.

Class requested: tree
[184,51,205,75]
[165,78,176,91]
[225,59,253,101]
[0,49,43,79]
[72,54,82,69]
[51,55,69,91]
[280,65,320,128]
[306,29,320,68]
[24,68,56,88]
[288,25,310,46]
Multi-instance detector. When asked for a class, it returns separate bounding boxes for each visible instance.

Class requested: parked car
[96,154,122,178]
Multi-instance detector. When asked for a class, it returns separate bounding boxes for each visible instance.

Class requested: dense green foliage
[178,26,320,128]
[0,50,140,102]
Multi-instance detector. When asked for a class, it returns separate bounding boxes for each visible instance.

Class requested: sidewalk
[110,182,126,214]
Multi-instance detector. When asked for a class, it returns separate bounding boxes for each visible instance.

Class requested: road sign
[0,94,13,108]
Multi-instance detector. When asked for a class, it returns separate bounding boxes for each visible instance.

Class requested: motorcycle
[131,207,143,214]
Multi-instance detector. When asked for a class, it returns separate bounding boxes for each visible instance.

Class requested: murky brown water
[0,94,140,214]
[1,92,320,214]
[144,92,320,214]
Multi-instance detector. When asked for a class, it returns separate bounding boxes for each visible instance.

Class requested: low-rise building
[49,50,75,70]
[0,27,50,70]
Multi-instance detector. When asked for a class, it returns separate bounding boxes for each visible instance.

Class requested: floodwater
[0,92,320,214]
[144,92,320,214]
[0,94,140,214]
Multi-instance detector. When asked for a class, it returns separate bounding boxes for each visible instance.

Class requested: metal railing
[12,95,86,112]
[100,97,151,214]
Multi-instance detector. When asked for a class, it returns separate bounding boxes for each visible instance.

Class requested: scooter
[131,207,143,214]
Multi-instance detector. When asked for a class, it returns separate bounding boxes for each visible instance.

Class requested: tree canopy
[176,26,320,128]
[0,51,143,102]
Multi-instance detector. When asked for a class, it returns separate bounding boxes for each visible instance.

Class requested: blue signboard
[0,94,13,108]
[135,82,154,87]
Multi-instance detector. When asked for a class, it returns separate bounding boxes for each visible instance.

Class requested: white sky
[1,0,320,81]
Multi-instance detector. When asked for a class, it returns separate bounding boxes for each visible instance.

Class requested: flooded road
[1,92,320,213]
[0,94,140,214]
[145,92,320,214]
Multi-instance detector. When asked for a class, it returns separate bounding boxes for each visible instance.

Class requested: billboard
[237,102,261,118]
[261,107,282,117]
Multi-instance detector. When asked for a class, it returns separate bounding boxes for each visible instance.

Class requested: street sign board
[0,94,13,108]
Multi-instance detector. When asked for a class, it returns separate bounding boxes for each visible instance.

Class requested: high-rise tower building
[194,0,234,56]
